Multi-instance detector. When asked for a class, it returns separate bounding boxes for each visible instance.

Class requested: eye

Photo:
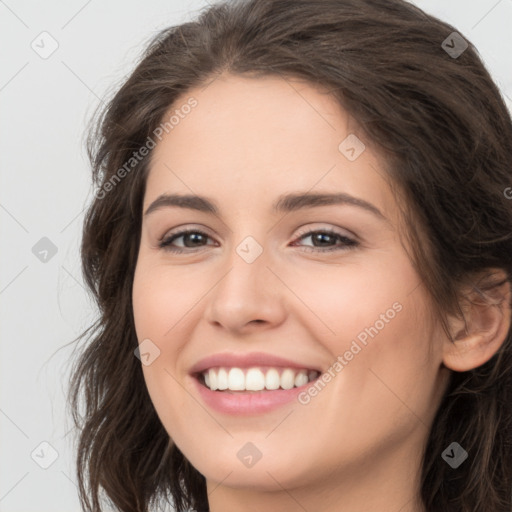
[159,228,216,253]
[291,228,359,253]
[158,227,359,253]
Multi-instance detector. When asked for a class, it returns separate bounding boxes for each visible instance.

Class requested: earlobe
[442,271,511,373]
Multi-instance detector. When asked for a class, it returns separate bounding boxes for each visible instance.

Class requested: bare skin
[131,73,511,512]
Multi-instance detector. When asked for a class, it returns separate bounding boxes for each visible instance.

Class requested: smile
[188,351,323,414]
[200,366,321,392]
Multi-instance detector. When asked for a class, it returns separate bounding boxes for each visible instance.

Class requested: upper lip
[189,351,322,375]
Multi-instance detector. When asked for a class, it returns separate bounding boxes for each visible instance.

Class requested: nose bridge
[204,229,285,330]
[218,233,270,302]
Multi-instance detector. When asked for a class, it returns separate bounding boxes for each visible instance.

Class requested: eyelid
[293,223,357,241]
[158,223,215,242]
[158,222,360,254]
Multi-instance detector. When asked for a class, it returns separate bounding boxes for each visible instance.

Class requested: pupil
[186,233,204,247]
[314,233,332,246]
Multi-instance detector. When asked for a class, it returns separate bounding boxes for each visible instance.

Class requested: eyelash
[158,227,359,254]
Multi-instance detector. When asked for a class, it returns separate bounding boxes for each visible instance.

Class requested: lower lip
[191,375,315,415]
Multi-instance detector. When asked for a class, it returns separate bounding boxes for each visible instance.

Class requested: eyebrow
[144,192,387,221]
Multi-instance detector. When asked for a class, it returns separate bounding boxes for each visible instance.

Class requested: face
[132,73,451,496]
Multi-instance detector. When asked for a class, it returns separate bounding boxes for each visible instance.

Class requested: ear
[443,269,511,372]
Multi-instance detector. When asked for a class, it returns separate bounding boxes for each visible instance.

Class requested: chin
[190,449,308,491]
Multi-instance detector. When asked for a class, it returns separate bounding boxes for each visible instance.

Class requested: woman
[68,0,512,511]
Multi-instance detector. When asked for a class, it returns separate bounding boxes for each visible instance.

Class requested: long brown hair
[67,0,512,510]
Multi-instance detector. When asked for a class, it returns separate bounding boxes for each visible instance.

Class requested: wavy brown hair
[67,0,512,510]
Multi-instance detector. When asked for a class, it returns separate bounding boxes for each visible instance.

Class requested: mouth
[188,352,323,414]
[193,366,321,393]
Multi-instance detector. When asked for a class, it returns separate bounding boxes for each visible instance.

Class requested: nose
[203,240,287,335]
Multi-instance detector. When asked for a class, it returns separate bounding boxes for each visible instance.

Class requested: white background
[1,1,511,511]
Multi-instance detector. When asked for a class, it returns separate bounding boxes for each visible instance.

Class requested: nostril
[247,319,265,325]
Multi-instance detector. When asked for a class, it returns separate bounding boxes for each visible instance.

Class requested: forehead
[144,73,396,222]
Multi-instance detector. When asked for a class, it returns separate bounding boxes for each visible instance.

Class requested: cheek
[132,295,191,442]
[286,252,412,346]
[333,285,438,438]
[302,251,436,411]
[132,262,207,428]
[132,262,206,341]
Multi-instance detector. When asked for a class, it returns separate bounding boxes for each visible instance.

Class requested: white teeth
[280,369,295,390]
[245,368,265,391]
[217,368,228,390]
[228,368,245,390]
[265,368,280,390]
[294,371,308,387]
[208,368,218,391]
[201,366,319,391]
